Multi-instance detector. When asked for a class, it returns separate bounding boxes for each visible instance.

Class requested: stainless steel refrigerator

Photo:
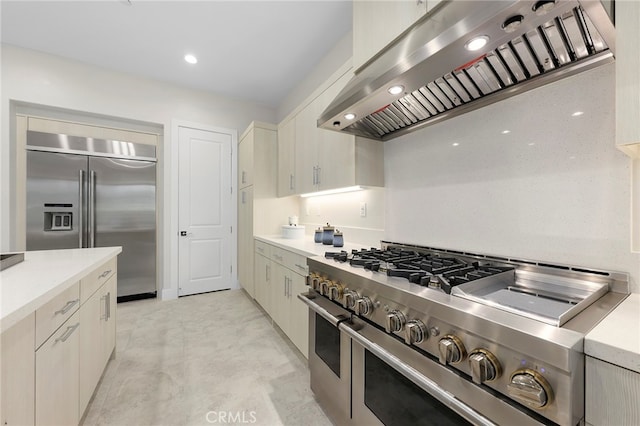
[26,130,157,300]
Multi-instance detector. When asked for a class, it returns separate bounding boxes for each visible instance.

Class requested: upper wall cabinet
[277,118,296,197]
[353,0,443,71]
[616,1,640,156]
[289,67,384,196]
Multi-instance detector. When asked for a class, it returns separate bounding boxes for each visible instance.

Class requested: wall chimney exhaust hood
[319,0,615,141]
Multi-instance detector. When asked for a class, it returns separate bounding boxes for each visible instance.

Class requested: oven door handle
[297,292,350,327]
[340,321,497,426]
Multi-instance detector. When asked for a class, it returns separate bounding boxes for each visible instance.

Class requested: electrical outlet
[360,202,367,217]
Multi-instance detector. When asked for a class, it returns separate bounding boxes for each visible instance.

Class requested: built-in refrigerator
[26,130,157,300]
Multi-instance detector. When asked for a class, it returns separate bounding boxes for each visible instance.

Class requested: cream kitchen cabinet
[79,274,116,417]
[586,356,640,425]
[352,0,443,71]
[239,186,255,297]
[277,118,296,197]
[1,313,36,426]
[254,238,309,358]
[0,249,120,426]
[254,240,273,315]
[293,67,384,195]
[287,272,309,358]
[35,309,81,426]
[237,122,277,297]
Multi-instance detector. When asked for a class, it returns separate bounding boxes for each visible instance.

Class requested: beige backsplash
[299,187,385,248]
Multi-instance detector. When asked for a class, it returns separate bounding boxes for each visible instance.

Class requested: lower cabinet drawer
[254,240,271,257]
[35,282,80,350]
[80,258,117,304]
[283,251,308,276]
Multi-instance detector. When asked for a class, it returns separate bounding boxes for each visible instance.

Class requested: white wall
[276,32,353,122]
[384,63,640,293]
[1,44,277,298]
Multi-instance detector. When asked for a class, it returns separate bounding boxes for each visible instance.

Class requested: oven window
[314,313,341,377]
[365,350,471,426]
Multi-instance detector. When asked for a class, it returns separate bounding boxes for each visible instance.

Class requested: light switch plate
[360,202,367,217]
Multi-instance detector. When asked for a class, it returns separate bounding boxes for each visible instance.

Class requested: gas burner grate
[325,247,516,294]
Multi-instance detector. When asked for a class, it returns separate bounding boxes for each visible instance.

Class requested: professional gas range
[299,241,629,426]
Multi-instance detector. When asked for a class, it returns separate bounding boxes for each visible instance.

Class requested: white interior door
[178,126,232,296]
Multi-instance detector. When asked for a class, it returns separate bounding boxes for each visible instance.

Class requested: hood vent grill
[320,1,615,141]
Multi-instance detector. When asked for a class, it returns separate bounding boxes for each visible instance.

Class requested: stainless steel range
[299,241,629,426]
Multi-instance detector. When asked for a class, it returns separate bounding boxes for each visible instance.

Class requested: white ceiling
[1,0,352,108]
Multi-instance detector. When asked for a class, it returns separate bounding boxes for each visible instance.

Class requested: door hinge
[230,226,233,233]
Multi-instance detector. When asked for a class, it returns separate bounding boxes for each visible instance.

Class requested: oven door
[343,316,547,426]
[298,291,352,425]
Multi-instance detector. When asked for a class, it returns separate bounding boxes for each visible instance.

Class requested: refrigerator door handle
[78,170,85,248]
[89,170,96,248]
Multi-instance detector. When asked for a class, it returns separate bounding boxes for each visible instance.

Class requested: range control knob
[309,275,323,292]
[404,319,427,345]
[468,349,502,384]
[328,283,345,301]
[438,335,466,365]
[354,296,373,316]
[507,369,554,409]
[343,290,359,310]
[319,280,333,296]
[384,310,407,333]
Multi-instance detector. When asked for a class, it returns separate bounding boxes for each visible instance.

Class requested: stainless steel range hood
[319,0,615,141]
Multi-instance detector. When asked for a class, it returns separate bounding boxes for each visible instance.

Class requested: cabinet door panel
[294,103,319,194]
[289,273,309,358]
[317,71,356,190]
[1,314,36,426]
[238,187,254,297]
[238,128,254,188]
[36,311,80,426]
[254,253,272,316]
[103,276,117,366]
[277,119,296,197]
[79,284,104,415]
[271,265,290,334]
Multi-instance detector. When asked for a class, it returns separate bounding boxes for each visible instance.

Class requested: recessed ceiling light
[465,36,489,51]
[572,111,584,117]
[501,130,511,134]
[344,113,356,120]
[452,142,460,147]
[184,54,198,64]
[388,85,404,95]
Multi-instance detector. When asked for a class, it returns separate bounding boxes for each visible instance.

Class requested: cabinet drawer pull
[99,269,112,279]
[55,323,80,343]
[257,247,264,253]
[274,254,283,261]
[54,299,79,316]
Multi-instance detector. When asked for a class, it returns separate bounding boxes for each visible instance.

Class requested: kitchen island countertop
[585,293,640,373]
[0,247,122,333]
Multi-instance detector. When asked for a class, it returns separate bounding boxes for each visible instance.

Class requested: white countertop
[255,235,369,258]
[585,293,640,373]
[1,247,122,333]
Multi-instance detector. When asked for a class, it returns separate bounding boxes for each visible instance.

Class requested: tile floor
[81,289,332,426]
